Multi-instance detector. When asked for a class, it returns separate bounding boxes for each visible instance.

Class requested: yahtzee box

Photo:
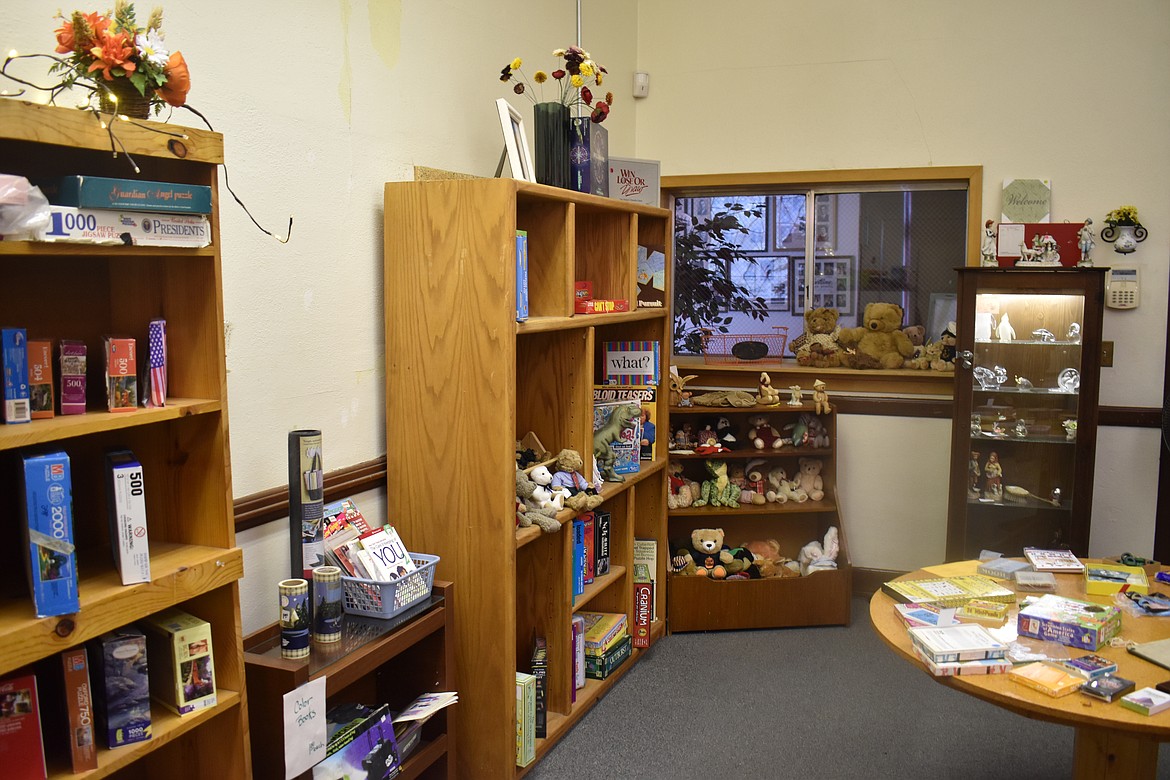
[22,451,79,618]
[141,608,216,715]
[1017,594,1121,651]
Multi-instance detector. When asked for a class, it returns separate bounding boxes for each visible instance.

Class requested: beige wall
[7,1,1167,628]
[635,0,1169,569]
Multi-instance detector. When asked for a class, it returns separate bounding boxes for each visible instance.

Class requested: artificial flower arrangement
[1105,205,1141,227]
[500,46,613,122]
[50,1,190,114]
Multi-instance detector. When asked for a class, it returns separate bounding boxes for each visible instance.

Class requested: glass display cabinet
[946,268,1107,560]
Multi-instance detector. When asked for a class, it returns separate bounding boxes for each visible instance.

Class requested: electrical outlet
[1101,340,1114,367]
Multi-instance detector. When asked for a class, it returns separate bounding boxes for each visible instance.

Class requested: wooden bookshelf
[384,179,671,777]
[0,99,248,779]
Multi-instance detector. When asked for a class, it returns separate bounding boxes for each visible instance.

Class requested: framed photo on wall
[495,98,536,183]
[793,255,856,316]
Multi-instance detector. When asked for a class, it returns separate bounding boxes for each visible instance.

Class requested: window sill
[671,356,957,399]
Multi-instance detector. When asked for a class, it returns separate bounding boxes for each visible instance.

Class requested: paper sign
[284,677,328,780]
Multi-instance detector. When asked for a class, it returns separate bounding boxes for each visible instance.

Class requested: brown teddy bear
[551,448,605,511]
[795,307,842,368]
[838,302,915,370]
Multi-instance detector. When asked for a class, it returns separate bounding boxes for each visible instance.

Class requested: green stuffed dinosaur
[693,459,740,507]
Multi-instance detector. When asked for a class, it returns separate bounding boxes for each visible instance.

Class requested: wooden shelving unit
[383,179,671,778]
[244,581,456,780]
[0,100,249,779]
[666,400,852,632]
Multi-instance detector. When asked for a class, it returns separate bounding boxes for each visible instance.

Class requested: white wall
[635,0,1169,568]
[6,1,1167,626]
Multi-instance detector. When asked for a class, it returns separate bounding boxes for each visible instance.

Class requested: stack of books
[580,611,632,680]
[322,499,417,583]
[907,624,1011,676]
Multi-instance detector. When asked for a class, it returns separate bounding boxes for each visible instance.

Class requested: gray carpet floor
[530,597,1170,779]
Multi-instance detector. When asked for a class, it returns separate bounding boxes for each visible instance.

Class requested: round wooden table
[870,562,1170,779]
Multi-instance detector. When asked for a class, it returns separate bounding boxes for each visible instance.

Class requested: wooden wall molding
[233,456,387,533]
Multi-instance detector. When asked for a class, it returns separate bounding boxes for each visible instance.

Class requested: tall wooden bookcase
[384,178,671,778]
[0,100,249,779]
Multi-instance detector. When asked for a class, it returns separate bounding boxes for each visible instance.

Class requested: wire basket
[341,553,439,619]
[700,327,789,364]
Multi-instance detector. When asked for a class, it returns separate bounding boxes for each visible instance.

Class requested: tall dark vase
[533,102,571,188]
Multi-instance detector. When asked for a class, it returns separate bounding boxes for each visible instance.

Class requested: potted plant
[1102,205,1147,254]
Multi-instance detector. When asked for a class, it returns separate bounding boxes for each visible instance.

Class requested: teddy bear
[515,468,561,533]
[904,339,941,370]
[747,414,785,450]
[837,301,915,370]
[743,458,769,505]
[796,457,825,501]
[931,321,957,372]
[674,528,743,579]
[550,448,604,511]
[528,464,572,512]
[795,306,843,368]
[765,465,807,503]
[666,460,700,510]
[693,459,739,507]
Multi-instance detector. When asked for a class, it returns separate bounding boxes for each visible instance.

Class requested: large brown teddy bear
[795,307,842,368]
[838,302,915,370]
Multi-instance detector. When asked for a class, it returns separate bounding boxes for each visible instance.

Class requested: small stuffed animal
[802,413,831,449]
[551,448,604,511]
[716,417,737,446]
[796,457,825,501]
[743,458,768,505]
[837,302,915,370]
[766,466,807,503]
[694,459,739,507]
[684,528,737,579]
[666,460,699,510]
[795,307,843,368]
[515,468,561,533]
[757,371,781,405]
[528,464,569,511]
[799,526,840,575]
[747,414,784,450]
[931,322,957,372]
[669,371,697,407]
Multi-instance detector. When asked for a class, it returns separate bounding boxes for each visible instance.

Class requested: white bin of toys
[340,553,440,619]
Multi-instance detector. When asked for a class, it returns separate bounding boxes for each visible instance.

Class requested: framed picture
[495,98,535,183]
[729,255,790,310]
[773,194,807,250]
[793,255,856,315]
[813,194,837,251]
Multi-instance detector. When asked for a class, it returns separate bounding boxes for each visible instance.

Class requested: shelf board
[517,308,666,334]
[46,689,240,780]
[974,339,1082,347]
[669,502,836,517]
[571,565,627,612]
[669,401,823,415]
[972,387,1079,396]
[967,497,1069,511]
[970,433,1074,445]
[516,458,667,549]
[0,543,243,674]
[397,733,450,780]
[668,445,833,459]
[0,398,222,451]
[0,242,217,257]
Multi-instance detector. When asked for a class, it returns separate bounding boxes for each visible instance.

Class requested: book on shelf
[1015,570,1057,592]
[975,557,1032,579]
[321,498,375,576]
[602,340,660,385]
[593,384,657,461]
[22,451,80,618]
[2,327,31,424]
[910,644,1011,677]
[594,510,611,577]
[572,519,586,598]
[894,602,956,629]
[1061,653,1118,681]
[26,339,53,419]
[515,672,536,768]
[515,229,528,323]
[391,691,459,724]
[61,647,98,771]
[580,611,629,657]
[531,638,547,739]
[1008,661,1086,697]
[1023,547,1085,572]
[104,336,137,412]
[1080,675,1136,703]
[314,703,399,780]
[908,624,1007,664]
[1120,687,1170,716]
[0,673,47,780]
[592,394,642,476]
[1017,594,1121,651]
[633,581,653,649]
[636,245,666,309]
[585,634,633,680]
[582,513,595,585]
[106,449,151,585]
[58,340,86,416]
[42,175,214,214]
[633,538,658,621]
[882,574,1015,609]
[572,615,585,697]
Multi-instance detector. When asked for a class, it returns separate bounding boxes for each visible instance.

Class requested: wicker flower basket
[98,79,153,119]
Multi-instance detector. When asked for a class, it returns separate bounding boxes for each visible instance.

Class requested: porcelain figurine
[1077,219,1095,267]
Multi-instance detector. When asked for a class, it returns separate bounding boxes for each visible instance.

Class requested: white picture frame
[495,98,535,183]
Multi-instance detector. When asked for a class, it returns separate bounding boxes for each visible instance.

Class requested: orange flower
[54,11,108,55]
[86,29,136,81]
[158,51,190,106]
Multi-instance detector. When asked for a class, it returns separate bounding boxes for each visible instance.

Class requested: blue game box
[22,451,80,617]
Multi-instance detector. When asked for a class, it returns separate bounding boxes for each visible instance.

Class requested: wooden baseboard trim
[234,456,387,532]
[853,567,906,598]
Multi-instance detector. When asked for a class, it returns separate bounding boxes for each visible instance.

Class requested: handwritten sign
[283,677,327,780]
